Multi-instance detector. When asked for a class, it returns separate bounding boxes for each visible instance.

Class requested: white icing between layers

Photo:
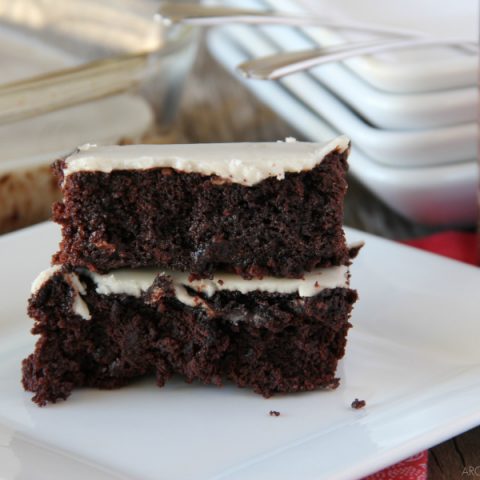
[30,265,61,293]
[89,266,350,306]
[66,273,91,321]
[62,136,350,186]
[31,265,350,320]
[30,266,91,320]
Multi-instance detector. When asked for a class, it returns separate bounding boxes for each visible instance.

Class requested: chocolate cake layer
[52,139,351,278]
[22,267,357,406]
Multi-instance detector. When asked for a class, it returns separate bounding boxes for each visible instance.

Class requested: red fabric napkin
[365,452,428,480]
[363,230,478,480]
[402,231,478,266]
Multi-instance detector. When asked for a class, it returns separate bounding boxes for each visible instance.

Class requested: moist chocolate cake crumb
[351,398,366,409]
[269,410,281,417]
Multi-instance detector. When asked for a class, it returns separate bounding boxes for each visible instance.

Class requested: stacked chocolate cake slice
[22,137,359,405]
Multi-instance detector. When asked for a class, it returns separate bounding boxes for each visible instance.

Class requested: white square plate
[1,222,480,480]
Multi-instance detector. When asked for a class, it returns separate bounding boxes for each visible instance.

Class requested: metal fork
[237,37,477,80]
[157,2,477,80]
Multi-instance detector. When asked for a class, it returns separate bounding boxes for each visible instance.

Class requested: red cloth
[365,452,428,480]
[363,231,478,480]
[402,231,478,266]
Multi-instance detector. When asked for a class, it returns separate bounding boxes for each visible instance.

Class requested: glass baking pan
[0,0,198,234]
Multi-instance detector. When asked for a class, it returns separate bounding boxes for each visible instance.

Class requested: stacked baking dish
[208,0,478,226]
[0,0,197,233]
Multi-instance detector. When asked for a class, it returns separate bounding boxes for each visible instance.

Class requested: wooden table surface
[169,42,480,479]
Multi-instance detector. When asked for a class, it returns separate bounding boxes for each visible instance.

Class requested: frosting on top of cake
[31,265,350,320]
[62,135,350,186]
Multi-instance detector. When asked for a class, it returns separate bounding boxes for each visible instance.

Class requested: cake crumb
[351,398,366,410]
[269,410,280,417]
[325,378,340,390]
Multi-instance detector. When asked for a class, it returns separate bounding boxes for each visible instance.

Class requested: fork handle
[238,37,478,80]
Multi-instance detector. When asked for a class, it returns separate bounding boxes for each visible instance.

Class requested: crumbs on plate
[351,398,366,410]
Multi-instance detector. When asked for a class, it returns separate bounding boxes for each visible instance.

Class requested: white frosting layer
[89,266,350,306]
[62,136,350,186]
[31,265,350,320]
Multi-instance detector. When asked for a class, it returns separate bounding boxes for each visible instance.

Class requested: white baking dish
[286,0,477,93]
[0,0,197,233]
[220,24,476,168]
[223,0,478,130]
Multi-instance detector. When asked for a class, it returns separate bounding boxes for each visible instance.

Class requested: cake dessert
[22,137,360,406]
[52,137,351,278]
[23,262,358,406]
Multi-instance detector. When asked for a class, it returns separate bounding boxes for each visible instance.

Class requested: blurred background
[0,0,478,241]
[0,0,478,475]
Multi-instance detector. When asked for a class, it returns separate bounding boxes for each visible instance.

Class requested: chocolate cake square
[52,137,351,278]
[23,265,357,406]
